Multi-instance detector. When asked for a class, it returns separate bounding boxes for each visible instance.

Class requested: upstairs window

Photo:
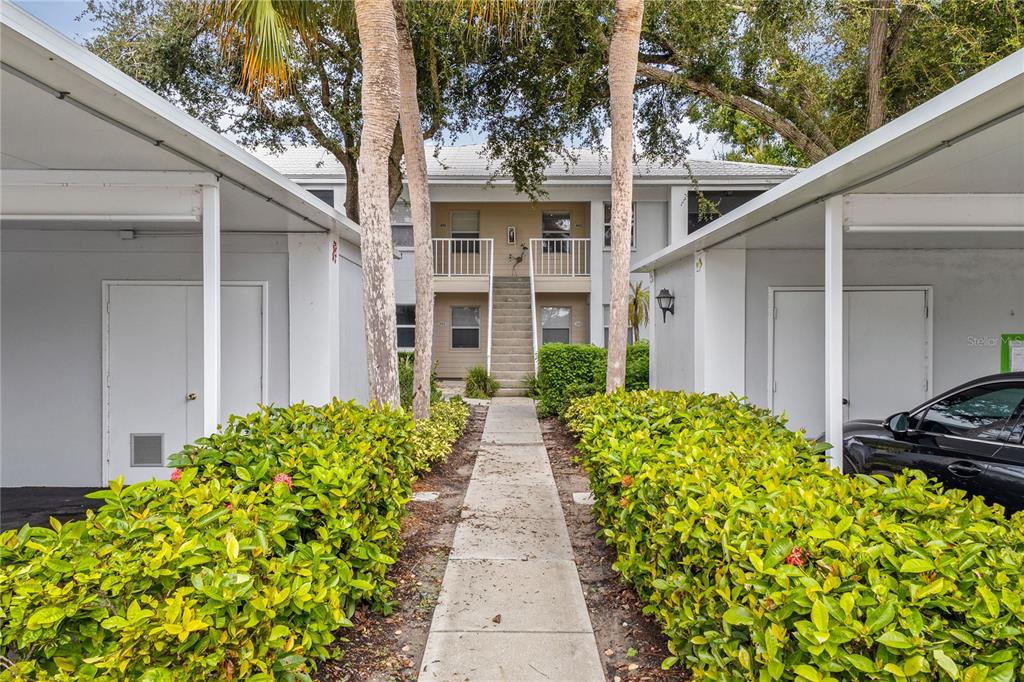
[396,305,415,349]
[603,202,637,247]
[308,188,335,208]
[450,210,480,253]
[542,212,571,252]
[391,198,414,248]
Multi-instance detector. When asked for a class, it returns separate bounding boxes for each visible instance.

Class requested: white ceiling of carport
[721,112,1024,251]
[0,8,354,238]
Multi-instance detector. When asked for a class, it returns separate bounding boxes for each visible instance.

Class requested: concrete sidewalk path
[419,397,605,681]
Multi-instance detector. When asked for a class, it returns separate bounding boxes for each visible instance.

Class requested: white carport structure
[1,3,367,487]
[635,49,1024,467]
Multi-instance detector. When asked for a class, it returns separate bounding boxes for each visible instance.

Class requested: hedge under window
[396,305,415,350]
[541,306,571,344]
[451,306,480,349]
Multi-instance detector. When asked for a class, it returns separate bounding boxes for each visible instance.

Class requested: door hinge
[924,305,929,319]
[773,306,778,320]
[772,380,778,393]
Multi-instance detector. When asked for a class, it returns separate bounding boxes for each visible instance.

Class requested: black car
[842,372,1024,513]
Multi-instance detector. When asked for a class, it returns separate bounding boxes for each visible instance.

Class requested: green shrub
[398,352,440,409]
[591,340,649,392]
[536,342,649,417]
[522,373,540,399]
[464,365,499,399]
[566,390,1024,681]
[0,398,466,681]
[411,398,470,473]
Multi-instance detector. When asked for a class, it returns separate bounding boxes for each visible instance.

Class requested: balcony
[529,238,591,292]
[431,238,494,292]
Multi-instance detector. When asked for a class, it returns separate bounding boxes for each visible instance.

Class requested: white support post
[201,185,221,435]
[669,185,688,244]
[693,248,746,396]
[824,196,845,468]
[589,200,605,346]
[288,234,341,405]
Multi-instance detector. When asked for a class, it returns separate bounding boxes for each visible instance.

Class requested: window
[541,306,571,344]
[542,212,571,252]
[914,383,1024,442]
[396,305,415,349]
[602,304,634,347]
[450,210,480,253]
[391,198,414,248]
[603,202,636,248]
[451,306,481,349]
[686,190,761,234]
[308,188,335,208]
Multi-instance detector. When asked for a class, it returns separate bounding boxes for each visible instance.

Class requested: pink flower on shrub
[225,503,234,511]
[170,468,183,482]
[273,472,293,490]
[785,547,807,567]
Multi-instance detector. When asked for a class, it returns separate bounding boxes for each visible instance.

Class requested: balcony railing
[432,238,494,276]
[529,238,591,276]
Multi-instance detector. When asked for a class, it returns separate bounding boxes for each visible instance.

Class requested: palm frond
[201,0,315,96]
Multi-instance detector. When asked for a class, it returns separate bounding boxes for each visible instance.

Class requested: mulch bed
[541,416,688,682]
[316,403,487,681]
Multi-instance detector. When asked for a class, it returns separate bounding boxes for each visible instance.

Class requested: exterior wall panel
[1,230,291,487]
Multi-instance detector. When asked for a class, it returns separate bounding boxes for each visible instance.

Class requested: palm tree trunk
[605,0,644,393]
[354,0,402,407]
[393,0,434,421]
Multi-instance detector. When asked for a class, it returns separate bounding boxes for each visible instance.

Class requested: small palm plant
[627,281,650,345]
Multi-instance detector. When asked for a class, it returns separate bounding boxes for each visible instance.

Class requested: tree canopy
[84,0,1024,204]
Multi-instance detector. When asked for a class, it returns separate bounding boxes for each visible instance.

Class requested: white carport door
[106,283,263,484]
[772,289,928,435]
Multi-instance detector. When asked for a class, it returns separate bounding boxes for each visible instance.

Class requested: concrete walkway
[420,397,605,681]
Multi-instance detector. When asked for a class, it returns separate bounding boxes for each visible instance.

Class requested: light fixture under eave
[655,288,675,322]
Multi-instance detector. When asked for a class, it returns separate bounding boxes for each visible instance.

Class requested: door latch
[187,393,198,401]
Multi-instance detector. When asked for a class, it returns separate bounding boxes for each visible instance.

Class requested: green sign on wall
[1002,333,1024,373]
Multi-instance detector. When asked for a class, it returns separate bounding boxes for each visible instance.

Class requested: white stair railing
[431,238,494,276]
[528,238,591,276]
[528,244,539,373]
[486,243,494,373]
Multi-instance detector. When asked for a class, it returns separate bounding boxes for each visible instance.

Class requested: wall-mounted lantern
[656,288,675,322]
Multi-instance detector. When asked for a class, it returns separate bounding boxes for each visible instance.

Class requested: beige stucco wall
[433,202,591,278]
[433,292,490,379]
[535,293,590,348]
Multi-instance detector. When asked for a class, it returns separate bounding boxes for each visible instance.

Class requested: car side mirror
[885,412,910,436]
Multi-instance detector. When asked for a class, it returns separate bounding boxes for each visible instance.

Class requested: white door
[771,288,929,436]
[846,290,928,420]
[107,283,264,484]
[772,290,825,434]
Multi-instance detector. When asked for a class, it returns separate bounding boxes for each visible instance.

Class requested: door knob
[187,392,198,401]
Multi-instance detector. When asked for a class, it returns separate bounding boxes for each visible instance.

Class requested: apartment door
[105,282,264,484]
[771,288,929,435]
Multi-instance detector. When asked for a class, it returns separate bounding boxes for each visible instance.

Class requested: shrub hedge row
[0,398,468,681]
[398,352,441,408]
[566,390,1024,681]
[536,341,648,417]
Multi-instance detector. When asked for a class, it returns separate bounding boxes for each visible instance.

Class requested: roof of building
[1,1,359,242]
[633,47,1024,271]
[257,144,798,181]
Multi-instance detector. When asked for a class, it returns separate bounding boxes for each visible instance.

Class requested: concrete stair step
[494,387,529,397]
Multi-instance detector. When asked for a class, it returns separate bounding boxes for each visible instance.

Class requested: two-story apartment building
[263,145,796,391]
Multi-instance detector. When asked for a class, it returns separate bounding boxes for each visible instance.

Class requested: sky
[12,0,726,160]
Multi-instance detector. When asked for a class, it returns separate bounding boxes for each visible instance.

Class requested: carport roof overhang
[0,2,359,243]
[633,48,1024,270]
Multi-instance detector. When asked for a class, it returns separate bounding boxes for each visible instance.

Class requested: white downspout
[528,240,539,374]
[486,239,494,373]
